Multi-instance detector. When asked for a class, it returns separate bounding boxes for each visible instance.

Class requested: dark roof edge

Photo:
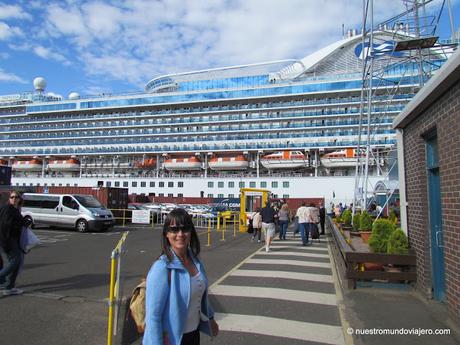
[393,48,460,129]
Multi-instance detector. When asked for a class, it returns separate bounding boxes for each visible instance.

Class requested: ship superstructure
[0,30,451,201]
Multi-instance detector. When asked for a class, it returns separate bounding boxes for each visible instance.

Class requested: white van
[22,193,115,232]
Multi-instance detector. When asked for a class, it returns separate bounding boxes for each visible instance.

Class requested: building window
[272,181,278,188]
[250,181,256,188]
[168,182,174,188]
[283,181,289,188]
[208,181,214,188]
[123,181,128,187]
[178,182,184,187]
[207,194,213,198]
[218,181,224,188]
[141,181,146,187]
[228,181,234,188]
[115,181,120,187]
[239,181,245,188]
[260,181,267,188]
[159,182,164,187]
[218,194,224,198]
[283,194,290,199]
[150,181,155,187]
[106,181,112,187]
[132,181,137,187]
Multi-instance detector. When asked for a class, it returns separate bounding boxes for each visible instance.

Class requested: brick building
[393,48,460,326]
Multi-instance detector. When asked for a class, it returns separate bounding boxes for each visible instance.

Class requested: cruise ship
[0,29,451,203]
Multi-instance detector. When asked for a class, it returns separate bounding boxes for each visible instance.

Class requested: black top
[0,204,25,250]
[260,205,276,223]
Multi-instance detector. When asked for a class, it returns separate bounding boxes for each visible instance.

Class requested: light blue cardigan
[142,250,215,345]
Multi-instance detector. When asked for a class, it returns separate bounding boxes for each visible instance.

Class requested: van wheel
[76,219,88,233]
[24,216,34,229]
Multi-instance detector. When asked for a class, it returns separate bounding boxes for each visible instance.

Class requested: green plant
[387,228,409,254]
[359,211,372,232]
[342,209,352,226]
[389,209,398,224]
[368,218,396,253]
[352,213,361,231]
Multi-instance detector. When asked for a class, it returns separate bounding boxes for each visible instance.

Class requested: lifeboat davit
[320,148,368,168]
[208,155,249,171]
[12,159,43,171]
[164,156,202,171]
[260,151,309,169]
[134,158,156,169]
[48,158,80,171]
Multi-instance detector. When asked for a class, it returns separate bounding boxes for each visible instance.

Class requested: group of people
[250,201,326,251]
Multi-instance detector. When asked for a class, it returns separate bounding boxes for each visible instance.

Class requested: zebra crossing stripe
[266,245,329,252]
[254,250,329,258]
[246,258,332,268]
[209,285,338,306]
[232,269,333,283]
[214,313,345,345]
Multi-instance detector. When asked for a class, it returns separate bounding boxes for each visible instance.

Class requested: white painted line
[247,258,332,269]
[267,245,329,252]
[210,285,337,306]
[215,313,345,345]
[232,269,333,283]
[255,251,329,259]
[271,241,329,247]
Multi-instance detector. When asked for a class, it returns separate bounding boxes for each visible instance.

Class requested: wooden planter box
[327,217,416,289]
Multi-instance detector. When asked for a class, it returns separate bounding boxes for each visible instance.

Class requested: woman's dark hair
[9,190,23,206]
[161,208,200,261]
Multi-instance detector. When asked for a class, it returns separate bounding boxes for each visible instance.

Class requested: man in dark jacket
[319,202,326,235]
[0,191,26,296]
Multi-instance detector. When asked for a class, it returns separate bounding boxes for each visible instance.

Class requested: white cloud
[33,45,70,65]
[0,22,23,40]
[0,68,27,83]
[0,4,32,20]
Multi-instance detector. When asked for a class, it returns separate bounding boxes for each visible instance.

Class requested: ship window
[249,181,256,188]
[107,181,112,187]
[168,193,173,197]
[208,181,214,188]
[218,194,224,198]
[218,182,224,188]
[150,182,155,187]
[283,181,289,188]
[159,193,164,197]
[178,182,184,188]
[260,181,267,188]
[271,181,278,188]
[159,182,165,187]
[132,182,137,187]
[115,181,120,187]
[207,194,213,198]
[123,181,128,187]
[228,194,234,198]
[228,181,234,188]
[168,182,173,188]
[178,193,183,197]
[283,194,290,199]
[239,182,245,188]
[141,182,146,187]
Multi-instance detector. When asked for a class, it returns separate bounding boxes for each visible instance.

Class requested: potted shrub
[359,211,373,243]
[341,209,352,230]
[384,228,409,273]
[350,212,361,237]
[368,218,396,253]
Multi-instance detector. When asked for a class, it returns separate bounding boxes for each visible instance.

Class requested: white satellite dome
[33,77,47,91]
[68,92,80,100]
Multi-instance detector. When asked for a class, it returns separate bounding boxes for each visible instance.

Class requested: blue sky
[0,0,458,99]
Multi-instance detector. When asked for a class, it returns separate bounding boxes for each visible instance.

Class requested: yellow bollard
[207,219,211,247]
[221,217,226,241]
[107,250,118,345]
[217,213,221,231]
[233,214,237,237]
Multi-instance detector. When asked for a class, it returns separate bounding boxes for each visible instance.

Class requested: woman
[251,208,262,243]
[277,204,290,240]
[0,190,26,296]
[143,208,219,345]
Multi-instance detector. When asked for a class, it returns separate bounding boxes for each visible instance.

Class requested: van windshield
[74,195,103,208]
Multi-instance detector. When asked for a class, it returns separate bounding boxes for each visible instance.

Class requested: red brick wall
[403,80,460,325]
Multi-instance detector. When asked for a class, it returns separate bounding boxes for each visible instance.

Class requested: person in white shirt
[296,203,310,246]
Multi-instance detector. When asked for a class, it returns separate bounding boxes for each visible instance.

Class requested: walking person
[260,201,276,252]
[143,208,219,345]
[251,208,262,243]
[296,202,309,246]
[319,202,326,235]
[277,204,290,240]
[0,190,27,296]
[307,203,320,243]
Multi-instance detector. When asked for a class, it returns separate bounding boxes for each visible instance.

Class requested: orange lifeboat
[208,155,249,171]
[134,158,156,169]
[320,148,373,168]
[12,159,43,171]
[47,158,80,171]
[260,151,309,169]
[163,156,202,171]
